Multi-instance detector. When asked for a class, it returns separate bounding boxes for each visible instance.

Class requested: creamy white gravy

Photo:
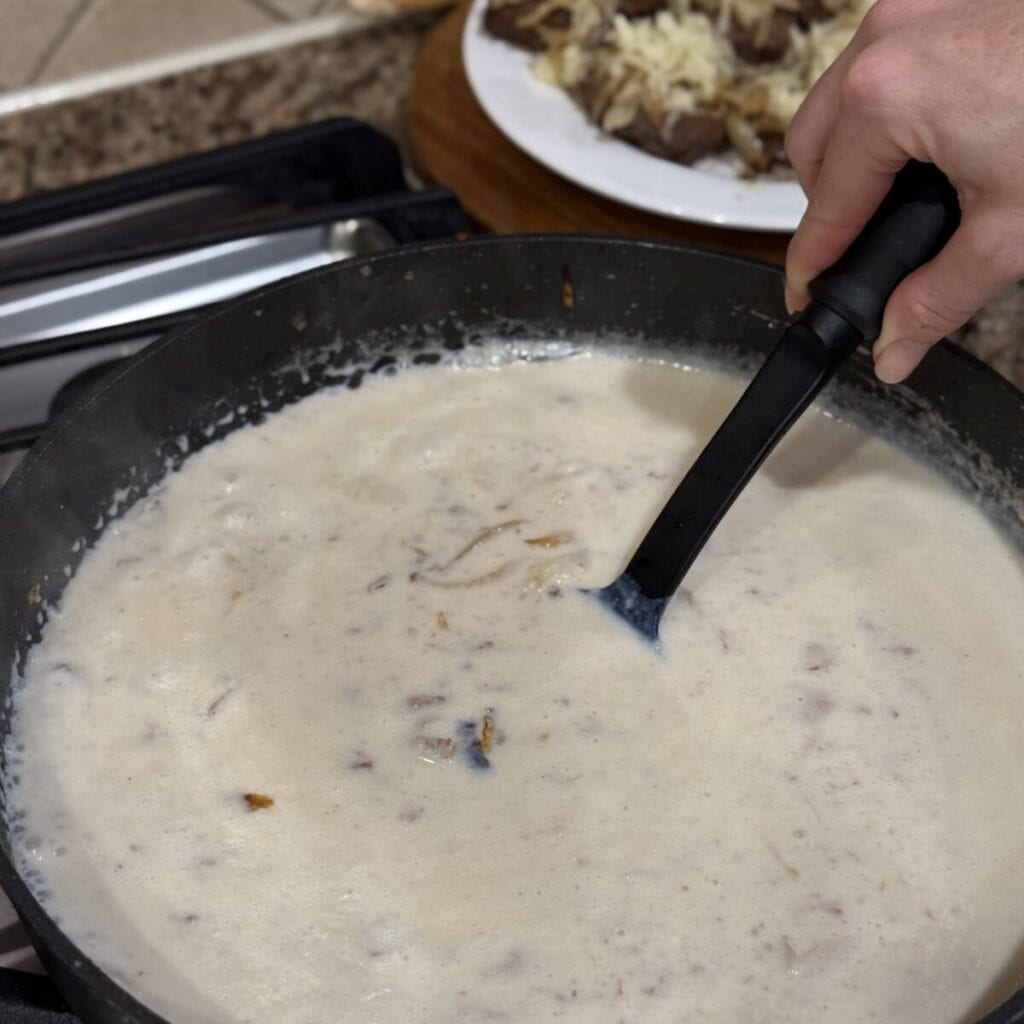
[7,353,1024,1024]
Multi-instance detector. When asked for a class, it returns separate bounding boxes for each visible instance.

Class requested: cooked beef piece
[616,0,668,18]
[798,0,834,25]
[662,111,727,163]
[572,73,609,124]
[484,0,571,51]
[729,8,795,62]
[614,107,725,164]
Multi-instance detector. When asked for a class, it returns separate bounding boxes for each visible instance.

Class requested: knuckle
[902,288,964,337]
[802,173,853,227]
[980,215,1024,278]
[955,210,1024,286]
[840,47,903,114]
[802,191,863,234]
[783,127,813,174]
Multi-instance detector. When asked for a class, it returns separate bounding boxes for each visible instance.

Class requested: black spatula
[594,161,961,646]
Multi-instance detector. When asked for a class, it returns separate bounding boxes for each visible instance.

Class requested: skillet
[0,236,1022,1024]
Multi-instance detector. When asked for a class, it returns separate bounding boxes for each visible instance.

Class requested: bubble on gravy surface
[6,352,1024,1024]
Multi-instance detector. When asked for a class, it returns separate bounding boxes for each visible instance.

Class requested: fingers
[785,50,852,195]
[784,112,908,313]
[873,209,1024,383]
[785,29,924,313]
[785,3,880,196]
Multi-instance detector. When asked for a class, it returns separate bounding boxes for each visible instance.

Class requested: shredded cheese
[604,10,729,115]
[511,0,874,170]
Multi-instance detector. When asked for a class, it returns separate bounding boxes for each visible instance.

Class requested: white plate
[462,0,806,232]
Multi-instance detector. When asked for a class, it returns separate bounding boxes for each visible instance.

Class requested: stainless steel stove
[0,117,464,1020]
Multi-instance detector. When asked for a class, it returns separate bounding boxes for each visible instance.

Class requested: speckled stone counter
[0,12,438,202]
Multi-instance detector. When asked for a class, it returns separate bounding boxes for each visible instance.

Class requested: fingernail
[873,339,927,385]
[783,282,803,316]
[873,322,899,359]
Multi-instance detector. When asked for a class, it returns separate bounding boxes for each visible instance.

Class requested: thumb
[873,211,1021,384]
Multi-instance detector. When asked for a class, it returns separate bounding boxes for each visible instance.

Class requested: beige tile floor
[0,0,353,92]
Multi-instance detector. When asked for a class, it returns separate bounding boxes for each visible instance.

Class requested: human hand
[784,0,1024,383]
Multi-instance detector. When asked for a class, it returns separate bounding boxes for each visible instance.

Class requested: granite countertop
[0,15,1020,391]
[0,12,438,202]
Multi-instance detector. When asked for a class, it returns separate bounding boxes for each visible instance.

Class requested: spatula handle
[622,306,860,600]
[623,163,960,603]
[808,161,961,341]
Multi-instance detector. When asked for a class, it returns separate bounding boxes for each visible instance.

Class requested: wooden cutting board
[408,3,790,265]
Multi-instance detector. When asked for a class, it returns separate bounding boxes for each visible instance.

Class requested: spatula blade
[590,575,667,648]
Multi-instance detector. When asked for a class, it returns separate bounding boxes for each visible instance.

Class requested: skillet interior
[0,236,1022,1024]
